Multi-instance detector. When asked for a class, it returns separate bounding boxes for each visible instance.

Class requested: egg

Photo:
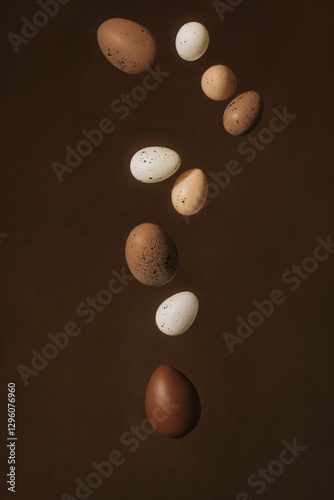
[145,365,201,438]
[130,146,181,183]
[223,91,263,136]
[125,223,178,286]
[172,169,208,216]
[201,65,237,101]
[97,18,156,74]
[155,291,199,336]
[175,22,209,61]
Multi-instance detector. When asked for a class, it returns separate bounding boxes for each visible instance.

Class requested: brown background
[1,0,334,499]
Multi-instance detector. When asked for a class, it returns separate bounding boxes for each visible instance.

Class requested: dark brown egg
[223,91,263,135]
[97,18,157,74]
[145,365,201,438]
[125,223,178,286]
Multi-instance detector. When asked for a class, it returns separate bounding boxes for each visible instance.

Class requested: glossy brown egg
[97,18,157,74]
[125,223,178,286]
[145,365,201,438]
[223,91,263,136]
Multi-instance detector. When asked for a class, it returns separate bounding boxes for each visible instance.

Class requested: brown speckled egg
[223,91,263,136]
[125,223,178,286]
[172,169,208,216]
[145,365,201,438]
[201,64,237,101]
[97,18,157,74]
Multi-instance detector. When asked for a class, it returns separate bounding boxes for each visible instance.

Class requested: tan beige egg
[223,91,263,136]
[201,65,237,101]
[97,18,156,74]
[172,169,208,216]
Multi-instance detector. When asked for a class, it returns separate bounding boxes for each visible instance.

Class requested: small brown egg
[125,223,178,286]
[97,18,157,74]
[145,365,201,438]
[223,91,263,136]
[172,169,208,216]
[201,64,237,101]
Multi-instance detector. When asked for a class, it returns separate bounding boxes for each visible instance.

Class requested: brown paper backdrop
[1,0,334,499]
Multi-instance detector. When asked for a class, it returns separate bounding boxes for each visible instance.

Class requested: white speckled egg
[155,291,199,336]
[175,22,209,61]
[130,146,181,183]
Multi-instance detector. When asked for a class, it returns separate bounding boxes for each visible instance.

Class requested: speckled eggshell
[223,91,263,136]
[201,65,237,101]
[172,168,208,216]
[155,291,199,336]
[125,223,178,286]
[175,22,209,61]
[130,147,181,183]
[97,18,157,74]
[145,365,201,438]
